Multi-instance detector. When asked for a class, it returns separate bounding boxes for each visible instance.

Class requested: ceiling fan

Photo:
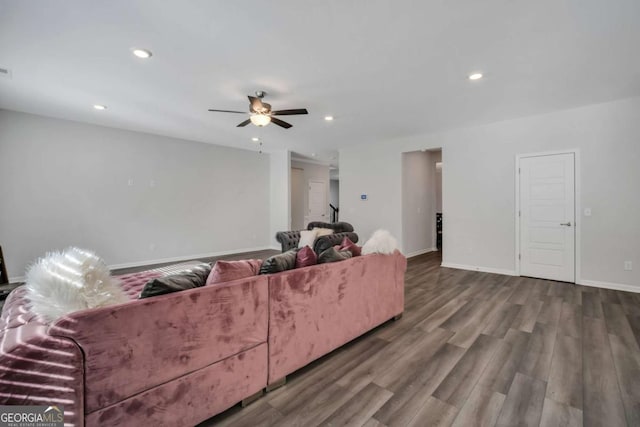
[208,91,308,129]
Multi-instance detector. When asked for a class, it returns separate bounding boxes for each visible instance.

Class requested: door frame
[515,149,581,283]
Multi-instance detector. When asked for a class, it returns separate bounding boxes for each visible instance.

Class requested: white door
[306,180,327,223]
[519,153,575,282]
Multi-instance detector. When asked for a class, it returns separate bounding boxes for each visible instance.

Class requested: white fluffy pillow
[298,229,320,249]
[25,247,127,322]
[362,229,399,255]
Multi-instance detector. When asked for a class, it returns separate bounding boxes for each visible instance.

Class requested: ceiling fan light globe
[250,114,271,127]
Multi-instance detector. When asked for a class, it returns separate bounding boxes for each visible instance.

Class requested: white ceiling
[1,0,639,163]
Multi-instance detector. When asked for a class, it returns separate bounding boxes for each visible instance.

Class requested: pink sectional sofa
[0,252,406,426]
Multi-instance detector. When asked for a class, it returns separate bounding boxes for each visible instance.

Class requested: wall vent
[0,67,12,79]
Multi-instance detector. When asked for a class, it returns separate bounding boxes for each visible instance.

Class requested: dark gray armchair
[275,222,358,254]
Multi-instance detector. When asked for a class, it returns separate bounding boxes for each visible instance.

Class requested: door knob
[560,222,572,226]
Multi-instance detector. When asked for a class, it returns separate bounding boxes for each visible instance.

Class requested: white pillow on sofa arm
[25,247,128,322]
[298,229,319,249]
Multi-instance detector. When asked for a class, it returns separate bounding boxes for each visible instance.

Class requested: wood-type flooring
[201,251,640,426]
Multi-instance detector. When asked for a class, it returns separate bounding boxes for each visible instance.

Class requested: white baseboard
[579,279,639,294]
[440,262,517,277]
[406,248,438,258]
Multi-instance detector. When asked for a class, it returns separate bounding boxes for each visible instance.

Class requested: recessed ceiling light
[311,153,316,157]
[468,73,483,80]
[324,116,334,121]
[93,104,107,110]
[251,137,260,142]
[132,48,153,59]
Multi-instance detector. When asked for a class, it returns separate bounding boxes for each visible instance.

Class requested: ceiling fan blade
[248,96,264,113]
[236,119,252,127]
[208,109,247,114]
[270,117,293,129]
[271,108,309,116]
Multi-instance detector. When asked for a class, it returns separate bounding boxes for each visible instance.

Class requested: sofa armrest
[276,230,301,252]
[313,232,359,254]
[0,290,85,427]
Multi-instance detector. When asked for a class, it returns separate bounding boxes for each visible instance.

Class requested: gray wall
[341,96,640,290]
[0,110,271,279]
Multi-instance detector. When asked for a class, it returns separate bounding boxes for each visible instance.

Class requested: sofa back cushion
[318,247,353,264]
[260,249,298,274]
[50,275,269,414]
[206,260,262,285]
[139,264,211,298]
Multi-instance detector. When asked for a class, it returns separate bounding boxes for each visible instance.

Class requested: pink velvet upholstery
[0,273,269,426]
[0,252,406,425]
[0,287,85,427]
[267,251,406,383]
[86,343,268,427]
[52,275,268,414]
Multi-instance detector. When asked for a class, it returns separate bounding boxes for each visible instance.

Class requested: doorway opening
[290,156,331,231]
[401,148,443,257]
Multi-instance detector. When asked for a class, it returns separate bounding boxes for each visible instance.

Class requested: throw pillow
[318,247,353,264]
[298,229,319,249]
[362,229,399,255]
[25,247,128,322]
[260,249,298,274]
[206,259,263,285]
[337,236,362,257]
[140,264,211,299]
[295,245,318,268]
